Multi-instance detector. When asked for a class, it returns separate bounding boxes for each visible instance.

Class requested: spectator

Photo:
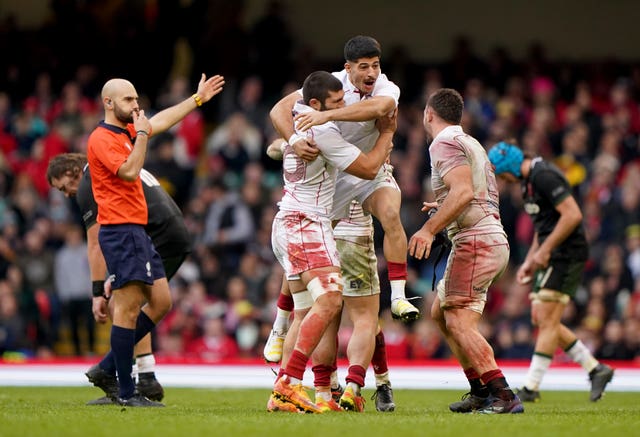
[200,180,254,271]
[186,313,238,362]
[53,224,94,356]
[0,279,27,355]
[596,319,635,360]
[146,132,193,209]
[205,112,262,176]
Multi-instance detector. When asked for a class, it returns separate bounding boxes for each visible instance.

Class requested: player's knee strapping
[529,290,570,304]
[307,272,343,301]
[292,290,314,310]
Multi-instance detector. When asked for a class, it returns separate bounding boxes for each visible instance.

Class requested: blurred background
[0,0,639,365]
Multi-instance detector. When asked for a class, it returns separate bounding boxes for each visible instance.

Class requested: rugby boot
[263,329,287,363]
[371,384,395,412]
[267,393,300,413]
[589,363,614,402]
[272,376,322,414]
[85,364,118,401]
[117,393,164,407]
[315,395,342,412]
[449,392,491,413]
[136,372,164,401]
[339,385,365,412]
[477,395,524,414]
[515,386,541,403]
[390,298,420,323]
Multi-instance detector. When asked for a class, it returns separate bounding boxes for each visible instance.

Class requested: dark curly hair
[46,153,87,185]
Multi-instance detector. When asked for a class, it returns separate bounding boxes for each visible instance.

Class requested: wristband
[136,130,149,137]
[288,133,304,145]
[192,93,203,107]
[92,280,105,298]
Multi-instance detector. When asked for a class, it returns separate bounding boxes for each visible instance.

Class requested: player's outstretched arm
[150,73,225,134]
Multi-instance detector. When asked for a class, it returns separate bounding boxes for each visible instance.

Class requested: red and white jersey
[278,102,361,217]
[429,125,505,240]
[331,69,400,153]
[333,201,373,237]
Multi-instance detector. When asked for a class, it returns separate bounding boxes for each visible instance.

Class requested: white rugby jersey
[331,69,400,153]
[429,125,504,240]
[278,102,361,216]
[333,200,374,237]
[295,70,400,154]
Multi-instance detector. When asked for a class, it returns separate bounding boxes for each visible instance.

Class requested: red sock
[346,364,366,387]
[465,367,489,396]
[387,261,407,281]
[371,331,389,375]
[480,369,504,384]
[464,367,480,380]
[312,364,333,388]
[481,369,512,400]
[277,292,294,312]
[284,350,309,381]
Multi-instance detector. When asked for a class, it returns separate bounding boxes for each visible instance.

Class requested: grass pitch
[0,387,636,437]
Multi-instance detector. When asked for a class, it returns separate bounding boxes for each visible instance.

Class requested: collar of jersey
[431,125,463,145]
[98,120,128,133]
[98,120,135,143]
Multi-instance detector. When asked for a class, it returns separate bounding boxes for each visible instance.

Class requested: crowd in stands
[0,1,639,364]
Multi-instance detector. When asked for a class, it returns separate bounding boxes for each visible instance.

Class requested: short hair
[302,71,343,105]
[46,153,87,185]
[427,88,464,124]
[344,35,381,62]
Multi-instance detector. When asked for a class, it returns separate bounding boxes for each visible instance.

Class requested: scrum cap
[488,142,524,178]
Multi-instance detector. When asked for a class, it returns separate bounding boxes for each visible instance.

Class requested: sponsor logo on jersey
[524,202,540,215]
[349,278,363,289]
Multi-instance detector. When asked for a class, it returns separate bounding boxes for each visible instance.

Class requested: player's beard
[113,103,134,124]
[425,131,434,143]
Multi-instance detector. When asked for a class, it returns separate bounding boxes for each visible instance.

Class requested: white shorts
[333,200,373,237]
[271,210,340,280]
[334,202,380,297]
[436,232,509,314]
[331,163,399,220]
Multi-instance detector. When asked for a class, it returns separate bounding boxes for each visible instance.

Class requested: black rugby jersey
[76,165,191,259]
[521,158,588,261]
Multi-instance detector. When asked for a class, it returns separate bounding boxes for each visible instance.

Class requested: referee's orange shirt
[87,121,148,225]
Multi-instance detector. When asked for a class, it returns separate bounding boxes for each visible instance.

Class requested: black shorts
[161,253,189,280]
[99,224,166,290]
[532,258,585,297]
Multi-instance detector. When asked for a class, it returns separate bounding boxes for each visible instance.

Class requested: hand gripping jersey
[277,102,362,217]
[331,69,400,153]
